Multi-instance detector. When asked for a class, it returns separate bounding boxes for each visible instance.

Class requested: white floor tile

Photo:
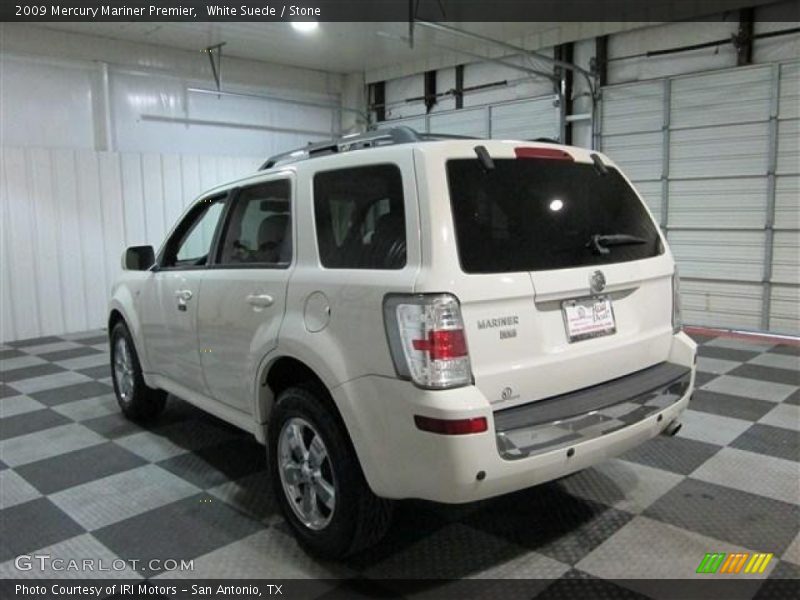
[691,447,800,506]
[702,375,796,403]
[677,409,753,446]
[49,464,199,531]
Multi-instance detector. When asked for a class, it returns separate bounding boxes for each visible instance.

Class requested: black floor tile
[344,502,450,571]
[688,333,718,345]
[15,441,147,494]
[30,381,113,406]
[768,344,800,357]
[689,389,775,422]
[0,497,85,562]
[1,363,65,382]
[619,435,721,475]
[0,348,26,360]
[728,364,799,387]
[6,335,64,348]
[693,371,718,388]
[0,409,71,441]
[697,345,761,362]
[75,335,108,346]
[76,365,111,380]
[157,438,265,489]
[644,478,800,556]
[730,423,799,462]
[40,346,103,362]
[0,383,20,399]
[0,458,6,470]
[93,493,263,574]
[536,569,650,600]
[785,390,799,406]
[463,483,633,565]
[82,412,144,439]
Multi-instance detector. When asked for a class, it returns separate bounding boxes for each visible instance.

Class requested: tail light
[383,294,472,389]
[673,268,683,333]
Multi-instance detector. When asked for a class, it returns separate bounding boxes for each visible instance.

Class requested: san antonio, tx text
[16,583,282,596]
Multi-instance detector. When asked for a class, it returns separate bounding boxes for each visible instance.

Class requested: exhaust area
[662,420,683,437]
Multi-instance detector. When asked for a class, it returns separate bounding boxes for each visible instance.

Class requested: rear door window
[313,164,406,269]
[447,157,662,273]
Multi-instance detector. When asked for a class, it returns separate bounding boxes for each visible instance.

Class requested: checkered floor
[1,330,798,596]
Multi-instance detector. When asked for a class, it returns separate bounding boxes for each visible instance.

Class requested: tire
[268,385,393,558]
[110,321,166,422]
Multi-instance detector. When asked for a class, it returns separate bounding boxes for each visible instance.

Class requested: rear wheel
[110,322,166,421]
[268,385,392,558]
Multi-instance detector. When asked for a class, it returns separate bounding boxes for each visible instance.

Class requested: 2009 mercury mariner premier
[108,127,696,557]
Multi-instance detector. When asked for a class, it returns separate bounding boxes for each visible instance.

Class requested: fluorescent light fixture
[292,21,318,33]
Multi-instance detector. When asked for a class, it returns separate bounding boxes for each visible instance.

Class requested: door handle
[246,293,274,308]
[174,289,193,301]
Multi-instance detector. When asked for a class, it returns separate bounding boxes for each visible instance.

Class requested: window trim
[211,177,295,270]
[311,162,407,271]
[155,191,232,272]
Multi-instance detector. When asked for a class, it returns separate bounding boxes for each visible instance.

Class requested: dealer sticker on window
[562,296,616,342]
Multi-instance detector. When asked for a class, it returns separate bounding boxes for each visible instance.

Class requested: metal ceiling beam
[436,44,557,82]
[187,87,366,118]
[203,42,226,93]
[414,20,595,97]
[375,30,556,82]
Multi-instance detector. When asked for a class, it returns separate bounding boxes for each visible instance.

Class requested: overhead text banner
[3,0,798,22]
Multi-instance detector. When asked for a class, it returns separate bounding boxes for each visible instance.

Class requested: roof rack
[259,126,478,170]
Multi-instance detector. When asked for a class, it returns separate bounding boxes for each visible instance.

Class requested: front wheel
[268,385,392,558]
[110,322,166,421]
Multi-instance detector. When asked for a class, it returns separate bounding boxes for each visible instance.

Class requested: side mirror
[122,246,155,271]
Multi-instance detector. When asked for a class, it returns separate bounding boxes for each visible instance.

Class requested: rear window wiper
[586,233,648,255]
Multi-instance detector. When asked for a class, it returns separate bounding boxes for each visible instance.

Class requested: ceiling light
[292,21,318,33]
[549,199,564,212]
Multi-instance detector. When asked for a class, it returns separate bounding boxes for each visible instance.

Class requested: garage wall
[373,8,798,334]
[383,95,561,141]
[600,61,799,334]
[0,25,344,157]
[0,25,345,342]
[0,146,261,342]
[381,50,560,139]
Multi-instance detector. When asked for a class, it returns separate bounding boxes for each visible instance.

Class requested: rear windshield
[447,157,662,273]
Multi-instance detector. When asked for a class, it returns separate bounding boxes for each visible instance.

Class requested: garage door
[380,95,560,142]
[601,62,799,334]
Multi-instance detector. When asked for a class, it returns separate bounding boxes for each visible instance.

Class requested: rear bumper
[495,361,692,460]
[333,332,696,504]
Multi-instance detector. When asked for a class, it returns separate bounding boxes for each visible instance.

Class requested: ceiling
[36,21,633,80]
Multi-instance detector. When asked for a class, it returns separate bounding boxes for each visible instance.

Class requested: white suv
[108,128,696,558]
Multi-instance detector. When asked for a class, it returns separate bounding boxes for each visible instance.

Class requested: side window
[162,195,226,268]
[218,179,292,266]
[313,164,406,269]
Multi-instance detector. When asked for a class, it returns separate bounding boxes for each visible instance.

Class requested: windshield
[446,157,663,273]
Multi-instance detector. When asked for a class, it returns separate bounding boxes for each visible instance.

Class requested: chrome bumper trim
[495,362,692,460]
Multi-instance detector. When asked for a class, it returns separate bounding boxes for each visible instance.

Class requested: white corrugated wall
[601,61,799,334]
[383,96,561,142]
[0,147,261,342]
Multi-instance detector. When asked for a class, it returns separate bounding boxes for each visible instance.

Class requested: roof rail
[259,126,478,170]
